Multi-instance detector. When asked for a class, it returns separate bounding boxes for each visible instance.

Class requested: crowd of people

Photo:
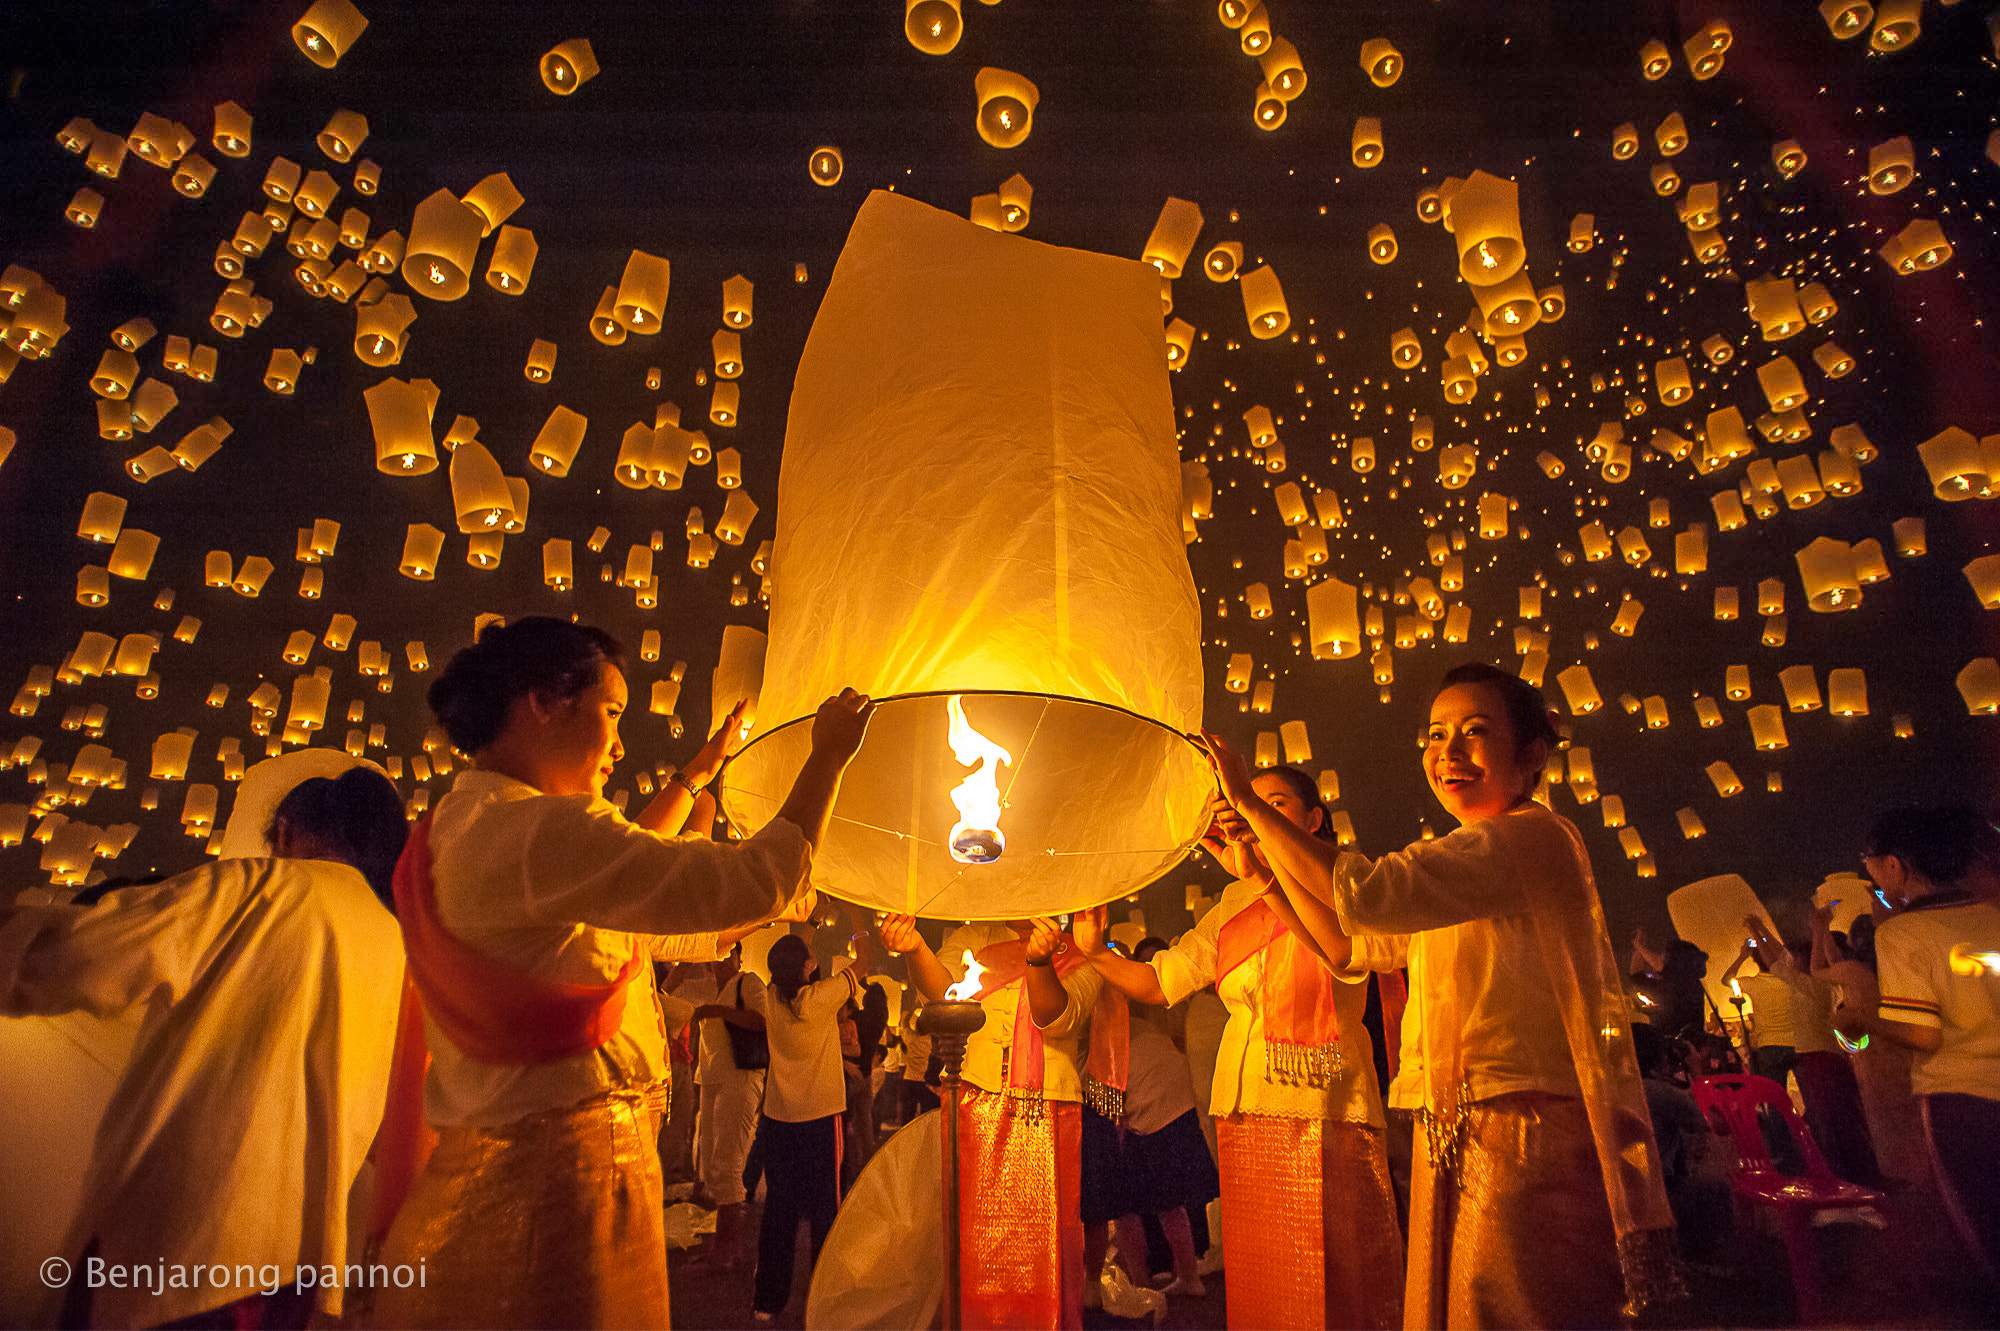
[2,616,1996,1330]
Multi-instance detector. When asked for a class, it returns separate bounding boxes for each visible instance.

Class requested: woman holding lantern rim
[1192,662,1679,1330]
[1073,770,1404,1331]
[878,910,1112,1329]
[365,616,873,1330]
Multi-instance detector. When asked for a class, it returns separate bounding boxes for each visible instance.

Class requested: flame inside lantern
[945,949,986,1001]
[946,695,1010,864]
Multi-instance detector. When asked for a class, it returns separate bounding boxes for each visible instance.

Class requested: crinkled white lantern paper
[721,191,1208,920]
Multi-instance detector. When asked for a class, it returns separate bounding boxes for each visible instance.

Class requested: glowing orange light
[946,695,1010,864]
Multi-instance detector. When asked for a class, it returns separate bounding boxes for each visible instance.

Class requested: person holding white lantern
[1206,662,1678,1329]
[367,617,872,1329]
[1073,767,1403,1330]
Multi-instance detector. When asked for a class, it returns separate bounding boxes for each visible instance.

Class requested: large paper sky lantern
[719,192,1208,920]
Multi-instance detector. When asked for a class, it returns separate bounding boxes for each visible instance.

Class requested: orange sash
[972,936,1130,1118]
[368,814,642,1246]
[1216,890,1343,1083]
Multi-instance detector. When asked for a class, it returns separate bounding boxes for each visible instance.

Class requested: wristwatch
[670,770,704,796]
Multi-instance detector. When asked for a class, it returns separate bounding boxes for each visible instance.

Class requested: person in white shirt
[686,943,768,1266]
[0,766,408,1330]
[1836,806,2000,1295]
[1207,662,1677,1330]
[367,617,873,1330]
[752,933,861,1321]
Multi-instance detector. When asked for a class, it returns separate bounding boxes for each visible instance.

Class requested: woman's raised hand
[879,912,922,955]
[1199,790,1262,881]
[811,688,875,764]
[1072,904,1110,957]
[686,698,751,786]
[1024,916,1066,964]
[1199,728,1260,813]
[775,887,819,924]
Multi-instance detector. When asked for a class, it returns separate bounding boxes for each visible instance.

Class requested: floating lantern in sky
[1259,37,1305,99]
[809,145,844,186]
[524,339,557,383]
[293,0,367,67]
[1238,265,1289,338]
[485,226,537,296]
[1771,139,1807,179]
[1959,659,2000,715]
[905,0,962,54]
[316,109,367,163]
[540,38,598,93]
[1612,123,1639,160]
[1360,37,1403,85]
[974,68,1037,149]
[614,250,671,333]
[401,190,482,300]
[1919,428,1983,500]
[720,192,1206,919]
[1237,3,1271,54]
[1142,198,1203,278]
[1351,117,1383,167]
[365,375,437,473]
[1879,218,1952,274]
[354,291,416,366]
[1821,0,1874,38]
[1870,0,1919,50]
[1451,171,1524,285]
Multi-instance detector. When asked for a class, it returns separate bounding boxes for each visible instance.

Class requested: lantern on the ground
[720,191,1207,919]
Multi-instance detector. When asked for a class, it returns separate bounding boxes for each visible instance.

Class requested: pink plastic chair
[1691,1073,1887,1323]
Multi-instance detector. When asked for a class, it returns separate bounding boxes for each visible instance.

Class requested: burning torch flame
[946,696,1010,864]
[1948,944,2000,978]
[945,949,986,1002]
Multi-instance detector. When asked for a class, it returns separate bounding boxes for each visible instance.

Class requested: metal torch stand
[915,999,987,1331]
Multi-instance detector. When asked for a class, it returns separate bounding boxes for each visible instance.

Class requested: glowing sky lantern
[292,0,367,68]
[401,189,482,300]
[906,0,962,54]
[540,38,598,93]
[720,192,1206,919]
[808,145,844,186]
[974,68,1037,149]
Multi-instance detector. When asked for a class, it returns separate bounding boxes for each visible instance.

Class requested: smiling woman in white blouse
[1207,662,1679,1330]
[368,616,873,1330]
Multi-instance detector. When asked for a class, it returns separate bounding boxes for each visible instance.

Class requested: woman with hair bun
[1205,662,1678,1330]
[370,616,873,1329]
[0,765,407,1330]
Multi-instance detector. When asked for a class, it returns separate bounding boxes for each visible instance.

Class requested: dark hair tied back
[1252,764,1338,843]
[426,616,623,754]
[267,768,409,910]
[1863,805,1999,888]
[1436,661,1560,753]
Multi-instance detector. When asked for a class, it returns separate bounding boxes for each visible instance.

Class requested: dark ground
[665,1128,1994,1330]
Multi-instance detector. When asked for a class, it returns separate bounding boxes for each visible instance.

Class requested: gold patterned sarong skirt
[955,1089,1084,1331]
[370,1086,670,1330]
[1215,1113,1403,1330]
[1407,1091,1621,1331]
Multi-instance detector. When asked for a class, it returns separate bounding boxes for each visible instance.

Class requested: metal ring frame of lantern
[716,191,1212,922]
[719,689,1210,911]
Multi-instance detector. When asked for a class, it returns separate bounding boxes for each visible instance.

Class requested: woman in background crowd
[1076,766,1401,1330]
[752,933,861,1323]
